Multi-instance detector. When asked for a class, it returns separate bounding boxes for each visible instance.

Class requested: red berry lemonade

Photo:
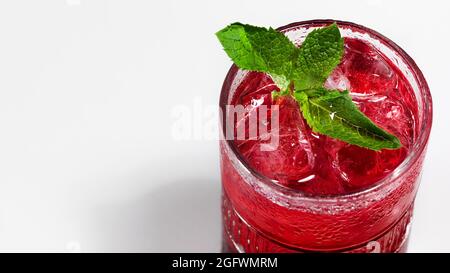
[219,20,432,252]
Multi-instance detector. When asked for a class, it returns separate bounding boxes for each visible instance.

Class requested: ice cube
[236,72,278,106]
[325,67,351,91]
[235,96,315,184]
[332,144,407,190]
[340,38,398,96]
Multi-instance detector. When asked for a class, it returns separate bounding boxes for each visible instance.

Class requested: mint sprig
[216,22,402,151]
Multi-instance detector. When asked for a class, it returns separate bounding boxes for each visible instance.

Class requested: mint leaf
[216,22,402,151]
[216,23,297,89]
[292,23,344,91]
[294,89,402,151]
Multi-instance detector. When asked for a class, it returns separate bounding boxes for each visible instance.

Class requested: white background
[0,0,448,252]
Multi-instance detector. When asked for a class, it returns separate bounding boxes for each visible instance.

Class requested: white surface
[0,0,448,252]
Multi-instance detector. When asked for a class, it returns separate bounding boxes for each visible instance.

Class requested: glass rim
[219,19,433,205]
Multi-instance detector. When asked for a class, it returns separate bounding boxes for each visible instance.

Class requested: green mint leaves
[295,89,401,150]
[215,23,297,89]
[216,22,401,151]
[292,25,344,90]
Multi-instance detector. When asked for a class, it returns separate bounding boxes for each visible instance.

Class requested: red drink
[219,20,432,252]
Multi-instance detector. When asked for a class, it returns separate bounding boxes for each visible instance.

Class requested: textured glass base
[222,192,412,253]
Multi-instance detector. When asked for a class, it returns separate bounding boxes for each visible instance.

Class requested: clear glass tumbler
[219,20,432,253]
